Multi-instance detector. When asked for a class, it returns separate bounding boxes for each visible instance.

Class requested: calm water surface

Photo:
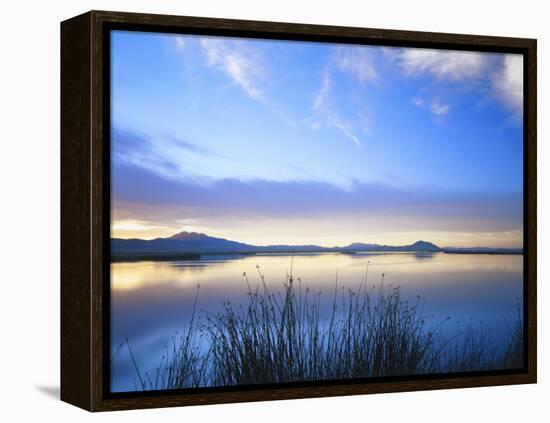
[110,252,523,392]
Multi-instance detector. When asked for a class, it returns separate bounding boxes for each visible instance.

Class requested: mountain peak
[411,240,440,249]
[169,231,210,240]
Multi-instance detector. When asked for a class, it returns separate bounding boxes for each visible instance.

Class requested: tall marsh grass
[119,264,524,390]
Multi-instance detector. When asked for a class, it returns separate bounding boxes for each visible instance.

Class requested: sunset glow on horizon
[111,225,523,249]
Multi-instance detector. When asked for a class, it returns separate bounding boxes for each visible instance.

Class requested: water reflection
[110,252,523,392]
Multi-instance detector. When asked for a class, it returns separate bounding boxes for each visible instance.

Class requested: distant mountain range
[111,231,523,260]
[112,231,447,258]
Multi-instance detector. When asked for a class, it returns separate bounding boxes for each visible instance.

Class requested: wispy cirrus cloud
[326,111,362,146]
[492,54,523,118]
[199,38,295,125]
[392,48,489,81]
[201,38,264,100]
[412,97,450,117]
[392,48,481,121]
[313,71,331,112]
[308,46,378,147]
[309,71,362,146]
[390,48,523,120]
[333,46,378,85]
[173,36,186,50]
[430,100,450,116]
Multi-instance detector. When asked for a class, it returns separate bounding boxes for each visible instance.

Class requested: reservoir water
[110,252,523,392]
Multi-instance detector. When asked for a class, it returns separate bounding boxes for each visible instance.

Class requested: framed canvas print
[60,10,537,411]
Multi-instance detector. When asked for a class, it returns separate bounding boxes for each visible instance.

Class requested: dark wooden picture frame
[61,10,537,412]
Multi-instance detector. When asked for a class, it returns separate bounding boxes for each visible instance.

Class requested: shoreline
[111,249,523,263]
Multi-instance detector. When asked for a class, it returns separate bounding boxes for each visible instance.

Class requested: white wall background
[0,0,546,420]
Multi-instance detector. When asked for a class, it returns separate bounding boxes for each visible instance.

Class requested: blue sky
[111,30,524,248]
